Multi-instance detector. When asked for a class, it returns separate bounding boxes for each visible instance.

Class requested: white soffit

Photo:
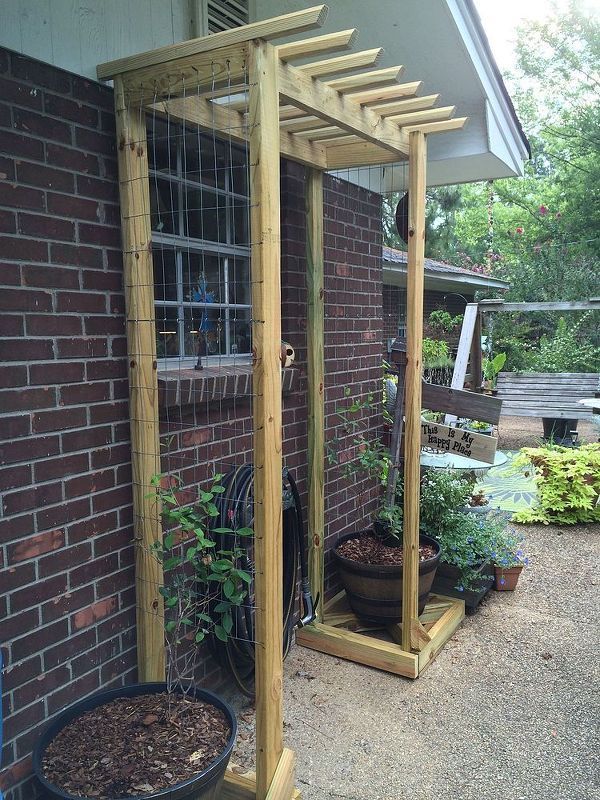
[250,0,530,188]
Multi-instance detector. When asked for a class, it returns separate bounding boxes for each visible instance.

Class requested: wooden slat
[265,749,296,800]
[298,48,383,78]
[277,59,409,157]
[114,77,164,683]
[480,299,599,312]
[296,127,355,141]
[223,767,301,800]
[326,141,405,169]
[418,598,465,675]
[402,130,427,652]
[388,106,455,127]
[306,169,325,623]
[421,381,502,425]
[402,117,468,135]
[326,65,405,92]
[372,94,440,117]
[295,623,419,678]
[97,3,329,78]
[277,29,358,61]
[344,81,422,106]
[157,95,328,170]
[248,40,284,800]
[446,302,478,424]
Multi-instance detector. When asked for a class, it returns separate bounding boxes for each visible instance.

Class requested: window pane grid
[149,119,250,362]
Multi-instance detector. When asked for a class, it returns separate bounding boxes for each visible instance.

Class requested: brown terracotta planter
[494,565,523,591]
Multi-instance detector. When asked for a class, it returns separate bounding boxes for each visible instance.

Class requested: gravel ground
[228,417,600,800]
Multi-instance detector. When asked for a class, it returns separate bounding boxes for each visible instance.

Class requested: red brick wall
[0,49,134,800]
[0,48,383,799]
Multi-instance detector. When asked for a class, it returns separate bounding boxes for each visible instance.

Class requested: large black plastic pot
[542,417,578,444]
[333,531,441,623]
[33,682,237,800]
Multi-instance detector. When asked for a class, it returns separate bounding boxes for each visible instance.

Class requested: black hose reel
[209,465,317,696]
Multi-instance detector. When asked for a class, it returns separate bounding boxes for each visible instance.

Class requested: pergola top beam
[297,48,384,78]
[97,3,329,79]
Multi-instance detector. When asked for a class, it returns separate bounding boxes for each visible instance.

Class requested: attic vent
[208,0,249,32]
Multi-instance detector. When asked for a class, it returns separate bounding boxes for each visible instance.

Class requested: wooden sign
[420,421,497,464]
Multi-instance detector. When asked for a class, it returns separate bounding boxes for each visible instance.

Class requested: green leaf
[165,596,178,608]
[236,527,254,537]
[195,630,205,643]
[213,601,231,613]
[214,624,228,642]
[221,611,233,634]
[223,578,235,599]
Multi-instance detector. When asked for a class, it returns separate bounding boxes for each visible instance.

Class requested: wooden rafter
[297,48,384,78]
[278,59,410,157]
[276,28,358,61]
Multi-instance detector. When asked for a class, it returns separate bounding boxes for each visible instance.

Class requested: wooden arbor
[98,5,467,798]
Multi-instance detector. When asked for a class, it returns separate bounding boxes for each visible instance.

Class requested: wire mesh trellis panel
[118,57,272,696]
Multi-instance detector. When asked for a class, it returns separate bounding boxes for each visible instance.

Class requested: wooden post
[248,40,285,799]
[401,130,427,653]
[306,168,325,621]
[114,77,165,681]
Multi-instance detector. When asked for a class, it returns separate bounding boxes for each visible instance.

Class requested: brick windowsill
[158,365,296,409]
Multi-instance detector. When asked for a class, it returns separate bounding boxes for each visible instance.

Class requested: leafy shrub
[521,314,600,373]
[513,443,600,524]
[422,337,452,368]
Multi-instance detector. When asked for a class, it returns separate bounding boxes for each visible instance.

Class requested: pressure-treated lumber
[372,94,440,116]
[223,765,301,800]
[97,3,329,78]
[158,95,328,170]
[402,117,468,135]
[306,169,325,623]
[248,40,284,800]
[298,48,383,78]
[327,65,405,92]
[418,598,465,674]
[295,622,419,678]
[344,81,422,106]
[401,130,427,653]
[325,141,406,169]
[265,749,297,800]
[277,29,358,61]
[113,77,164,683]
[278,60,410,157]
[387,106,456,127]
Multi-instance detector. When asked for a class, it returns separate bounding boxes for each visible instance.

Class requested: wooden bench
[495,372,599,419]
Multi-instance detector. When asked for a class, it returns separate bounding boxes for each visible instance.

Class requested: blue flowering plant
[490,527,529,571]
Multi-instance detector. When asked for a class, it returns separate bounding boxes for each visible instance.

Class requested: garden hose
[208,465,315,696]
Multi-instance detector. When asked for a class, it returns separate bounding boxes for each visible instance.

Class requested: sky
[474,0,596,72]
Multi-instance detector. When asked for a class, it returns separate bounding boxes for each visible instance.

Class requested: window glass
[186,306,225,358]
[155,306,179,359]
[184,187,227,242]
[228,257,250,306]
[182,253,224,305]
[153,248,178,302]
[150,178,178,235]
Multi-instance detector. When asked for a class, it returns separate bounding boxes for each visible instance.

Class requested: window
[148,117,251,365]
[207,0,249,33]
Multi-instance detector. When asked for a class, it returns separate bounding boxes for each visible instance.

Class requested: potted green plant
[490,527,529,590]
[482,352,507,394]
[333,501,441,623]
[34,473,248,800]
[465,419,494,436]
[512,442,600,524]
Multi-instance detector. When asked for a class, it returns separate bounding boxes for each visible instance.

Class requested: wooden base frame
[296,591,464,679]
[223,750,300,800]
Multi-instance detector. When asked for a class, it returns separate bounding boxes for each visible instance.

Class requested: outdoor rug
[477,450,538,513]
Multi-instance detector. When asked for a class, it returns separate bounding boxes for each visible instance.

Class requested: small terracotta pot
[494,564,523,591]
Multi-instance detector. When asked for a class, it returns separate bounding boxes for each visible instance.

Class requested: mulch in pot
[42,692,231,799]
[336,533,437,566]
